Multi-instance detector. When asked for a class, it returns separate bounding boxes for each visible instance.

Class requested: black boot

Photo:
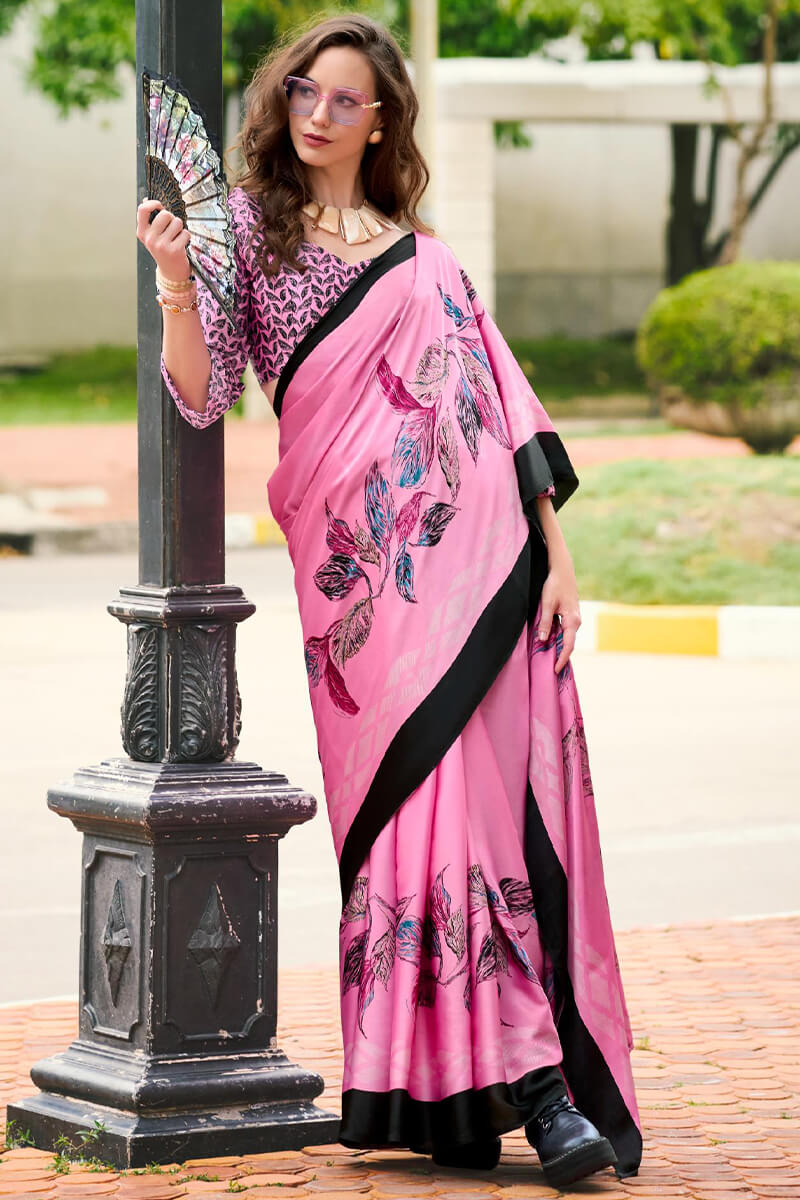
[428,1136,502,1170]
[525,1094,617,1190]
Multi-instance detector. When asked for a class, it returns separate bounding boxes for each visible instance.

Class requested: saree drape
[267,230,642,1177]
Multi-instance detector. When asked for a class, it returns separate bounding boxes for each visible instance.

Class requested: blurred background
[0,1,798,1005]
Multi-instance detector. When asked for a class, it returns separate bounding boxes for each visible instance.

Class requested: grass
[0,338,646,425]
[2,1117,115,1173]
[507,333,647,400]
[0,346,139,424]
[0,346,247,425]
[560,457,800,606]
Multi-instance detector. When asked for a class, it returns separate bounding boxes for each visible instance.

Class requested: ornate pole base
[7,758,341,1168]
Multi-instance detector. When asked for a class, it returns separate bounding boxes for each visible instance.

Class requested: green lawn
[560,457,800,606]
[0,346,139,424]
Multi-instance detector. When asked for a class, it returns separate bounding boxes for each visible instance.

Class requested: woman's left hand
[537,546,582,673]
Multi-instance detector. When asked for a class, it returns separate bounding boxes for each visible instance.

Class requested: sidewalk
[2,914,799,1198]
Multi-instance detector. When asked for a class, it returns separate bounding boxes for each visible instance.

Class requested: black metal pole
[7,0,340,1167]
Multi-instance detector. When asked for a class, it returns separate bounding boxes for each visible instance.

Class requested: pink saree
[267,230,642,1176]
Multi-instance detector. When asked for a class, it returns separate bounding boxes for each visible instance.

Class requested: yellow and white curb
[225,512,286,549]
[224,516,800,661]
[575,601,800,659]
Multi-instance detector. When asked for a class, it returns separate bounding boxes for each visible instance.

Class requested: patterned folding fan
[142,68,238,331]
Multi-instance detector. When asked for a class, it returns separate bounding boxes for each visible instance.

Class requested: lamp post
[6,0,340,1168]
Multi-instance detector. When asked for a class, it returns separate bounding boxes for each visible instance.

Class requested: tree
[390,0,571,58]
[571,0,800,281]
[0,0,366,115]
[4,0,798,281]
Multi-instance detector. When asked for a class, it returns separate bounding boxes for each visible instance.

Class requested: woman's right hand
[136,198,192,279]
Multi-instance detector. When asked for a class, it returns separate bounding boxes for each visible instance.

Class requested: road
[1,548,797,1004]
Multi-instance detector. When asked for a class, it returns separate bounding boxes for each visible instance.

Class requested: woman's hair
[231,13,432,277]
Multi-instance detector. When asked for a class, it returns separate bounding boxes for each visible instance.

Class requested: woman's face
[286,45,382,178]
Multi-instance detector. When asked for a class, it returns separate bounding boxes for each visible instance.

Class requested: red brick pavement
[1,422,797,527]
[2,915,799,1198]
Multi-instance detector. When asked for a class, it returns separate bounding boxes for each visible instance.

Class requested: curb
[575,600,800,659]
[0,513,283,556]
[224,511,287,549]
[3,514,799,660]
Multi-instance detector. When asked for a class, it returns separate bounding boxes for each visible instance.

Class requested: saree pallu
[267,231,642,1177]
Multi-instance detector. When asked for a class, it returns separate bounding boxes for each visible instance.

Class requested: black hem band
[339,1064,568,1153]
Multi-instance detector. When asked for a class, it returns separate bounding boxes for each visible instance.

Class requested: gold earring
[368,129,383,144]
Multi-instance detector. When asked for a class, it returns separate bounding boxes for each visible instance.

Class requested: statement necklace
[301,197,399,245]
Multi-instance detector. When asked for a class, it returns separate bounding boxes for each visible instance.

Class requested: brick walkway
[1,421,797,526]
[2,915,799,1199]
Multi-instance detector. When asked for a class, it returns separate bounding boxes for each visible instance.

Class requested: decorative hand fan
[141,69,239,332]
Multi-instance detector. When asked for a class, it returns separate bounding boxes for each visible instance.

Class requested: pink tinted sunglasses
[283,75,382,126]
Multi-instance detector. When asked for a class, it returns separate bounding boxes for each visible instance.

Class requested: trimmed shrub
[636,261,800,454]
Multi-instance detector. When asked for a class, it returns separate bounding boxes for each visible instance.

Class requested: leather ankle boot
[525,1094,617,1189]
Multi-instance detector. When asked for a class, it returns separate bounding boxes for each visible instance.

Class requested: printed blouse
[160,185,555,499]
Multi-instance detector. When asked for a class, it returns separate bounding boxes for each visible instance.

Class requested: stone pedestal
[7,758,340,1167]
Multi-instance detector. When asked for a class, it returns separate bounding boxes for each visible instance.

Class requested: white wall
[494,121,800,338]
[0,13,138,359]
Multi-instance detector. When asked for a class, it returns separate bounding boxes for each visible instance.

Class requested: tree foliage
[0,0,373,114]
[569,0,800,65]
[389,0,571,58]
[2,0,798,276]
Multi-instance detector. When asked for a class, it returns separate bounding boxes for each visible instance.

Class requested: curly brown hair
[231,13,433,278]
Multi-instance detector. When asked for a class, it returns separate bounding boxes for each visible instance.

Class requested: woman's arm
[455,263,581,672]
[535,492,581,673]
[137,195,252,429]
[160,288,212,415]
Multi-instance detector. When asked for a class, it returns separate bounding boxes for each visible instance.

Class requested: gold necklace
[301,198,399,245]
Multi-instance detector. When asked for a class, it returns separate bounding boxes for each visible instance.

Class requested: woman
[136,14,642,1190]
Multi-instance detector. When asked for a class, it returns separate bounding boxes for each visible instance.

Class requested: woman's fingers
[537,600,555,643]
[537,577,559,642]
[554,620,578,673]
[136,198,165,241]
[137,200,183,243]
[136,199,191,275]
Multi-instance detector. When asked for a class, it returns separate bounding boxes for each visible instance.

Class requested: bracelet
[157,294,199,313]
[156,270,196,289]
[157,285,198,304]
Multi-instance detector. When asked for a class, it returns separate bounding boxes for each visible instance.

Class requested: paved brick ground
[1,421,797,526]
[2,915,799,1199]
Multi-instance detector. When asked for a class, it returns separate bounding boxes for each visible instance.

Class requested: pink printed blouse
[160,185,555,500]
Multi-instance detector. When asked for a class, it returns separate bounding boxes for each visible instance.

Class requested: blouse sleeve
[160,194,253,430]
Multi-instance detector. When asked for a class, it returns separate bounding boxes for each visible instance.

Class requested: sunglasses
[283,75,382,126]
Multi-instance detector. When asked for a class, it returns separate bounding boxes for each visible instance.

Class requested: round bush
[636,261,800,453]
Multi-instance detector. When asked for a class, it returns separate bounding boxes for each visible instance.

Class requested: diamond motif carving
[187,883,241,1008]
[102,879,133,1005]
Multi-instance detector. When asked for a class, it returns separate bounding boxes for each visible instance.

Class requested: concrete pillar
[433,113,496,313]
[410,0,438,226]
[242,362,272,421]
